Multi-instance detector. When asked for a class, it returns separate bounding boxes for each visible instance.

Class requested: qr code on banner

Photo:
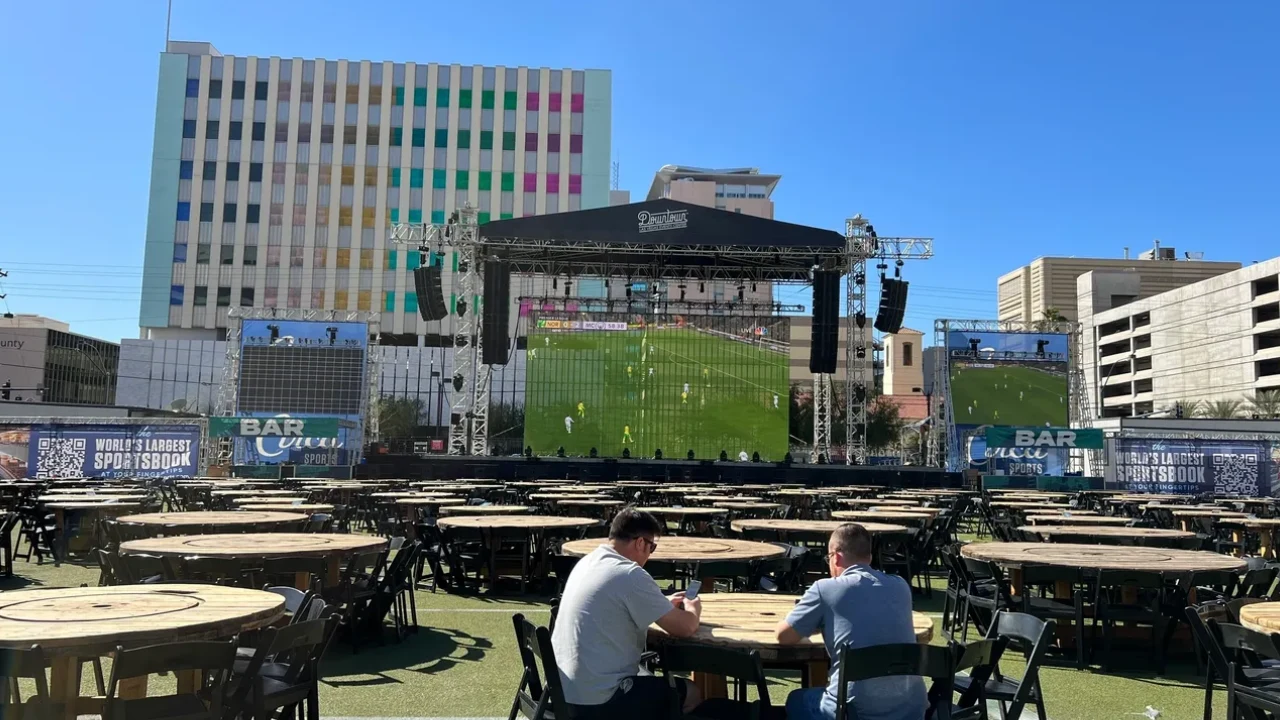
[35,438,86,479]
[1213,452,1259,495]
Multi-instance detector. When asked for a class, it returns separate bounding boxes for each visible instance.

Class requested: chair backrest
[1097,569,1166,591]
[510,613,569,720]
[1238,568,1278,599]
[262,615,340,683]
[0,644,51,718]
[1215,621,1280,672]
[1227,597,1268,623]
[660,643,770,706]
[265,585,311,614]
[1020,564,1082,586]
[1187,602,1234,682]
[107,639,236,719]
[834,643,954,720]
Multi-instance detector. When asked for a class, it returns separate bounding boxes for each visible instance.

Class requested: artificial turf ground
[949,361,1070,427]
[1,543,1220,720]
[523,326,789,460]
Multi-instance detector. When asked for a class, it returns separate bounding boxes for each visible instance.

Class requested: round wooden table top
[1025,515,1132,526]
[554,499,625,507]
[238,503,335,513]
[637,506,728,517]
[231,496,307,505]
[1239,603,1280,634]
[646,593,932,660]
[120,533,385,559]
[439,505,532,515]
[562,537,786,563]
[686,495,760,504]
[436,515,597,531]
[1219,518,1280,528]
[839,498,921,507]
[831,510,933,523]
[46,502,142,511]
[988,501,1073,509]
[530,493,609,501]
[1217,498,1276,506]
[730,519,910,535]
[713,501,782,511]
[1168,509,1251,518]
[371,491,452,499]
[961,541,1246,573]
[0,584,284,655]
[395,497,468,506]
[118,511,309,527]
[38,495,139,503]
[1019,525,1195,539]
[211,489,301,497]
[771,489,842,497]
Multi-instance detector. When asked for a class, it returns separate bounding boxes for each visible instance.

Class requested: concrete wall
[883,329,925,395]
[0,328,49,398]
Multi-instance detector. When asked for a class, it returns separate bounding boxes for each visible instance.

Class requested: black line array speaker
[413,264,449,321]
[810,271,840,374]
[481,260,511,366]
[874,278,909,334]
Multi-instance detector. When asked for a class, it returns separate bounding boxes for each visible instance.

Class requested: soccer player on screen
[683,382,690,395]
[577,401,586,418]
[564,416,574,434]
[681,391,689,405]
[622,425,633,444]
[627,365,633,379]
[773,393,780,409]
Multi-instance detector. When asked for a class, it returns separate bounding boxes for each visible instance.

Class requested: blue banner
[1112,437,1279,496]
[957,423,1067,476]
[234,412,358,466]
[28,424,200,479]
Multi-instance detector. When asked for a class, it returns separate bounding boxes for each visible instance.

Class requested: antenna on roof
[611,161,620,191]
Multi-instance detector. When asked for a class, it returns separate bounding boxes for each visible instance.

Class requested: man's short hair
[609,506,663,541]
[831,523,873,562]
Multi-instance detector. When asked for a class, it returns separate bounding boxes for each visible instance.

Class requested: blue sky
[1,1,1276,343]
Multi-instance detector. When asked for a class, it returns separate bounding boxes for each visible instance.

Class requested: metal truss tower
[841,216,933,465]
[811,373,834,462]
[391,206,488,456]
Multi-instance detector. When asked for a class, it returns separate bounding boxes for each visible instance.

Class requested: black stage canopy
[478,199,847,281]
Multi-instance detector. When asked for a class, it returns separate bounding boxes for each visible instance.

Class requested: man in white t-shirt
[552,508,703,719]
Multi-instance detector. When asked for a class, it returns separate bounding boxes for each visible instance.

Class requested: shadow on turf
[323,625,495,687]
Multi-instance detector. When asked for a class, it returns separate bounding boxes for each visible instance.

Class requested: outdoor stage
[356,453,964,487]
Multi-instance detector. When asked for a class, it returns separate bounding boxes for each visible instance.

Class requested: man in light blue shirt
[774,523,927,720]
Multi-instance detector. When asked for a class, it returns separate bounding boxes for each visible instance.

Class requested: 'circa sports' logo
[637,210,688,233]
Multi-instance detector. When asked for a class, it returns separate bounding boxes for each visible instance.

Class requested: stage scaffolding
[215,307,381,466]
[391,209,932,462]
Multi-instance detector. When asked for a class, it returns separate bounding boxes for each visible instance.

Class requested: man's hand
[668,592,686,609]
[683,596,702,618]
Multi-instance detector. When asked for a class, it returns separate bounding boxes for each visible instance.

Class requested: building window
[173,243,187,263]
[176,202,191,221]
[170,285,184,305]
[199,203,214,222]
[240,287,255,306]
[903,342,914,367]
[193,286,208,306]
[182,120,196,139]
[244,245,258,265]
[217,287,231,307]
[219,245,234,264]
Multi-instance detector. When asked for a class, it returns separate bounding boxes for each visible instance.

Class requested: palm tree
[1247,390,1280,419]
[1202,399,1244,419]
[1034,307,1068,332]
[1165,398,1203,418]
[866,396,907,451]
[376,396,425,439]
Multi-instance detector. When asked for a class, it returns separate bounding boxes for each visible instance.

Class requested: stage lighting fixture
[654,448,663,460]
[525,446,533,458]
[557,446,566,458]
[687,449,695,460]
[783,452,793,464]
[325,326,338,345]
[626,286,632,299]
[552,277,558,290]
[737,286,745,301]
[699,282,705,293]
[456,298,468,316]
[452,373,464,392]
[752,283,757,293]
[622,448,631,459]
[564,281,572,297]
[817,453,828,465]
[719,450,728,462]
[679,285,687,301]
[590,447,598,458]
[752,451,760,463]
[266,324,280,343]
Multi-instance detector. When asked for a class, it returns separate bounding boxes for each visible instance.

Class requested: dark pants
[569,676,690,720]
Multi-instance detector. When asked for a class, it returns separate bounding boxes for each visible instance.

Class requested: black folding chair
[104,640,236,720]
[509,613,571,720]
[0,644,53,720]
[658,643,775,720]
[955,611,1053,720]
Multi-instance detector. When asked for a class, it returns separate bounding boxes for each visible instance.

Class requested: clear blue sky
[1,1,1276,343]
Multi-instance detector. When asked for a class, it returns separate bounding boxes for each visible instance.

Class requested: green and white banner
[208,416,341,439]
[985,426,1105,450]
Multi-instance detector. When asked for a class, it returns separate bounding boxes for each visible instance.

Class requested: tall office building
[140,41,612,340]
[997,249,1239,323]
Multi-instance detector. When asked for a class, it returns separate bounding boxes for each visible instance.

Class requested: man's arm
[775,583,823,644]
[774,620,805,644]
[655,597,702,638]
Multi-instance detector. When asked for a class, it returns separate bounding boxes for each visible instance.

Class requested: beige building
[998,249,1239,323]
[1079,256,1280,419]
[882,328,925,395]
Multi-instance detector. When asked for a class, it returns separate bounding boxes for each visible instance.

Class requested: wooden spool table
[1217,518,1280,558]
[0,584,283,718]
[44,502,143,556]
[1239,603,1280,634]
[232,496,308,505]
[838,498,921,507]
[1025,515,1132,526]
[647,593,932,698]
[562,536,785,565]
[238,503,335,513]
[439,504,532,515]
[713,501,782,513]
[119,533,385,589]
[1168,509,1251,532]
[638,506,728,517]
[117,510,308,535]
[1019,525,1195,544]
[831,510,933,525]
[554,498,624,508]
[988,501,1073,510]
[730,519,910,542]
[961,542,1245,595]
[530,492,609,501]
[438,515,598,591]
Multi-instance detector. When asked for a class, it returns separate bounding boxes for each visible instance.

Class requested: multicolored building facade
[140,41,612,339]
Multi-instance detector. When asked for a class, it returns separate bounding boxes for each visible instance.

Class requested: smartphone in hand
[685,580,702,601]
